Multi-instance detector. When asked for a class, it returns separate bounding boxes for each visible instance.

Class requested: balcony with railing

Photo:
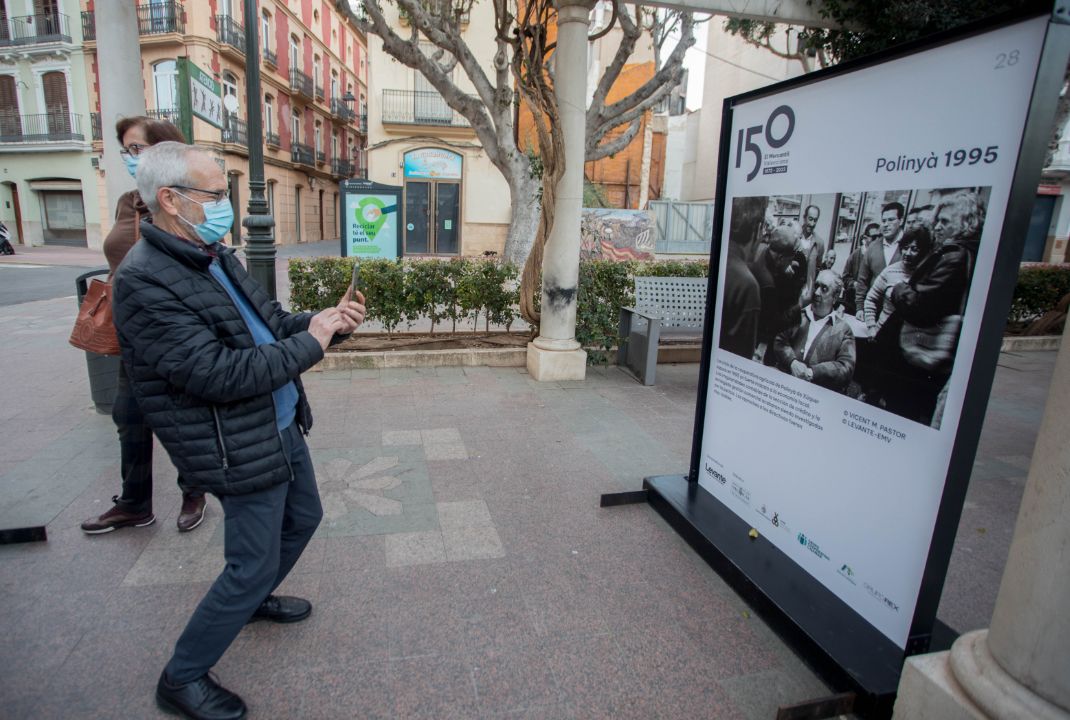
[147,108,181,125]
[266,131,280,147]
[81,3,185,41]
[0,112,85,144]
[80,11,95,41]
[90,112,102,141]
[382,90,471,128]
[289,68,314,100]
[136,2,185,35]
[221,114,247,146]
[316,150,326,165]
[331,159,354,178]
[359,113,368,134]
[263,47,277,66]
[315,83,324,101]
[330,97,356,123]
[215,15,245,56]
[291,141,314,166]
[0,13,72,46]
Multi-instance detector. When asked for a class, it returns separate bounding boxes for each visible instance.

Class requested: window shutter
[42,71,69,133]
[0,76,21,137]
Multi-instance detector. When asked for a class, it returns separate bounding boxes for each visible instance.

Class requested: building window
[264,94,274,135]
[313,54,321,85]
[260,10,271,52]
[291,108,301,146]
[330,70,339,100]
[289,34,300,72]
[152,60,179,111]
[314,120,322,154]
[222,71,239,108]
[219,0,233,19]
[0,76,21,137]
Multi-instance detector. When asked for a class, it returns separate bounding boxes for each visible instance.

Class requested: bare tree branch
[587,117,643,161]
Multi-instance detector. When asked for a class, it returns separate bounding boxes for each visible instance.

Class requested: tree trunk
[504,174,541,266]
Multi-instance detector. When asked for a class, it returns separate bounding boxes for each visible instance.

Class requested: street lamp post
[242,0,277,299]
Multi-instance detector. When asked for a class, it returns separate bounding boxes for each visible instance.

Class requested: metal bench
[617,276,707,385]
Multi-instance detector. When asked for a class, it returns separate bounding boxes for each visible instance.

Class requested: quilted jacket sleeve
[114,270,324,404]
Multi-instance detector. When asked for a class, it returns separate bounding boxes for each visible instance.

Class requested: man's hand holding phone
[335,262,366,334]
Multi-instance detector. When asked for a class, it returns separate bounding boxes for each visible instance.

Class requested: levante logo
[735,105,795,182]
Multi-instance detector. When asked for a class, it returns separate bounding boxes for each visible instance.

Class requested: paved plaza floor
[0,246,1057,718]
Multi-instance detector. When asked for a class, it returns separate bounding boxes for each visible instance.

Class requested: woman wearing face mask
[81,117,209,535]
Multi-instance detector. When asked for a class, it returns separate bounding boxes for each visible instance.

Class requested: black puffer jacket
[113,222,324,496]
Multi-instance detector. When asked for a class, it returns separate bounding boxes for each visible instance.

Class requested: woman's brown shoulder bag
[69,279,120,356]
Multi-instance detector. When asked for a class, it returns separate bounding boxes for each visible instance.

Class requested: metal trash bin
[75,268,120,415]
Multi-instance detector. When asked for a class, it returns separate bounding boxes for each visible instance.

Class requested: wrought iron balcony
[381,89,470,128]
[331,159,354,178]
[0,112,85,143]
[289,68,314,99]
[136,1,185,35]
[315,83,324,100]
[291,141,315,165]
[147,108,181,125]
[90,112,102,141]
[316,150,326,164]
[0,13,72,46]
[222,114,247,146]
[266,131,280,146]
[81,11,95,41]
[215,15,245,55]
[358,113,368,134]
[263,47,277,66]
[330,97,356,122]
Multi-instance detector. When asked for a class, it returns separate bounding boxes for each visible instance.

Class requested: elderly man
[884,190,984,424]
[855,202,904,319]
[774,269,856,393]
[113,142,365,720]
[750,221,806,364]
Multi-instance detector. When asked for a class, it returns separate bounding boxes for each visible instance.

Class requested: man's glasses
[119,143,149,158]
[170,185,230,203]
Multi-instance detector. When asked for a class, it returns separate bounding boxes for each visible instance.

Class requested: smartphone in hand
[351,262,362,295]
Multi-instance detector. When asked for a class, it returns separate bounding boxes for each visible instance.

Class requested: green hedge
[289,257,519,334]
[287,256,710,362]
[1009,265,1070,323]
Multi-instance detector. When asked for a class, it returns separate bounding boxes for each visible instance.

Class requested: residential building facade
[365,2,509,256]
[79,0,368,248]
[1,0,100,247]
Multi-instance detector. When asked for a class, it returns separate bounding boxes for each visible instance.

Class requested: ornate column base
[893,631,1070,720]
[527,340,586,381]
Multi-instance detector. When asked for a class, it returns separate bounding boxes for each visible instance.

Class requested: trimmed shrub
[1009,264,1070,323]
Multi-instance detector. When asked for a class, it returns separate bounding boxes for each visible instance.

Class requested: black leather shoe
[156,672,246,720]
[249,594,312,624]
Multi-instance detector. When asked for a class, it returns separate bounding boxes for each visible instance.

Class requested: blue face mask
[174,191,234,245]
[123,153,139,178]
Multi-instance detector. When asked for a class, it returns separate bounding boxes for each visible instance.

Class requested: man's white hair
[135,142,215,214]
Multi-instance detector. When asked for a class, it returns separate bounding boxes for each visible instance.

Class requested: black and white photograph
[719,187,991,428]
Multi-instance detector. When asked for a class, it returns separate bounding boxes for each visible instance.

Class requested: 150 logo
[735,105,795,182]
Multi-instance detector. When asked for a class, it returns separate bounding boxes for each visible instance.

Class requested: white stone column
[96,2,147,214]
[526,0,594,382]
[893,320,1070,720]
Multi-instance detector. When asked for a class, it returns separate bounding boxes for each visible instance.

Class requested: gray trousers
[164,421,322,683]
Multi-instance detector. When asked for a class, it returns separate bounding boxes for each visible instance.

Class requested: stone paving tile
[443,524,506,562]
[392,653,481,719]
[386,530,448,567]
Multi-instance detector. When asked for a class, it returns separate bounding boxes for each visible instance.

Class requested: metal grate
[633,276,707,329]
